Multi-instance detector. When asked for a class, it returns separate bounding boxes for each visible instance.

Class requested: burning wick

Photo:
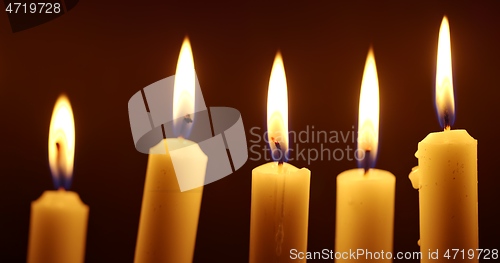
[55,142,65,190]
[443,110,451,131]
[178,114,193,139]
[363,149,371,175]
[272,137,284,166]
[184,114,193,123]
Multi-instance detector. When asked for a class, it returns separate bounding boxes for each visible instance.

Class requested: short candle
[334,48,395,262]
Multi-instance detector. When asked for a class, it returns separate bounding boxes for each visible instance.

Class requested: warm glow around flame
[357,48,379,165]
[267,52,289,160]
[48,95,75,189]
[436,16,455,130]
[173,37,195,137]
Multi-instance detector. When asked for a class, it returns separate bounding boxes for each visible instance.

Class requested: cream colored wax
[134,138,207,263]
[409,129,478,262]
[335,168,395,262]
[27,190,89,263]
[249,162,311,263]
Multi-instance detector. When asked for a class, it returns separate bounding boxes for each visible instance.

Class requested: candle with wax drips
[249,52,311,263]
[409,16,478,263]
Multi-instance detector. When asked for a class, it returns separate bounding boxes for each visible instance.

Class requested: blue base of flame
[52,175,72,190]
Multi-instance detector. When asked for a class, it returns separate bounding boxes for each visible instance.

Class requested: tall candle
[134,139,207,263]
[334,49,395,262]
[249,52,311,263]
[134,37,208,263]
[27,95,89,263]
[409,16,478,262]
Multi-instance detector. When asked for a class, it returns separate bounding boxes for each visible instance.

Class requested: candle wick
[56,142,61,172]
[178,114,193,138]
[274,140,284,165]
[55,142,64,189]
[184,114,193,123]
[443,110,451,131]
[363,149,371,175]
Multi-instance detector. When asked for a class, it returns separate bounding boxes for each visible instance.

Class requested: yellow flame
[173,37,196,131]
[436,16,455,129]
[267,52,289,156]
[357,48,379,159]
[48,95,75,181]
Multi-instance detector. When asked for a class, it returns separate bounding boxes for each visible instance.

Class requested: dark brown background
[0,0,498,262]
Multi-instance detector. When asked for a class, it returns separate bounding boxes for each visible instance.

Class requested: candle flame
[357,48,379,169]
[48,95,75,190]
[267,52,289,162]
[435,16,455,130]
[173,37,196,138]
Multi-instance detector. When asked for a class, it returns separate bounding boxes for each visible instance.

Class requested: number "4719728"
[5,2,61,14]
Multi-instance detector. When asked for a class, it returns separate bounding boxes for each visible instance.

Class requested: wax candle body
[27,190,89,263]
[410,129,478,262]
[249,162,310,263]
[335,168,395,262]
[134,138,207,263]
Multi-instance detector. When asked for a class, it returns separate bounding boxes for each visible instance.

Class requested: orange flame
[173,37,196,137]
[48,95,75,189]
[357,48,379,167]
[267,52,289,161]
[435,16,455,130]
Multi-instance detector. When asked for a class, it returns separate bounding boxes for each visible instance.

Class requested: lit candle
[409,16,478,262]
[134,37,208,263]
[27,95,89,263]
[249,52,311,262]
[334,48,395,262]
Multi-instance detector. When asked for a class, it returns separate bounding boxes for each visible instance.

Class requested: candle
[409,16,478,262]
[334,48,395,262]
[27,95,89,263]
[134,37,208,263]
[249,52,311,262]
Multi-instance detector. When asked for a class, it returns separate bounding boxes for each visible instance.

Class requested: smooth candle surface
[27,190,89,263]
[134,138,207,263]
[410,129,478,262]
[249,162,311,263]
[335,168,395,262]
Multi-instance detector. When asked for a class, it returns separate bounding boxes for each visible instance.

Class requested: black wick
[443,109,450,131]
[274,139,284,165]
[55,142,66,190]
[363,150,371,175]
[179,114,193,138]
[184,114,193,123]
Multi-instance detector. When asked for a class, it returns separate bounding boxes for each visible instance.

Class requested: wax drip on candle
[274,171,286,257]
[270,137,286,256]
